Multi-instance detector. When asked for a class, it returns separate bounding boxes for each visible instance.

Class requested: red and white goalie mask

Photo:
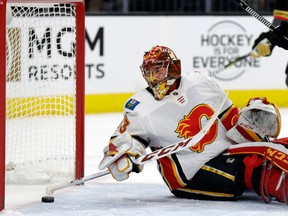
[140,46,181,100]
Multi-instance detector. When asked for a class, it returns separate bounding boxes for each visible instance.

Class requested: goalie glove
[98,131,146,181]
[251,21,288,58]
[226,97,281,143]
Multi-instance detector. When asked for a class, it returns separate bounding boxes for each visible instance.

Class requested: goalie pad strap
[243,154,263,190]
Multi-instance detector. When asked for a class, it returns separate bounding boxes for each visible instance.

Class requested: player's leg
[171,149,288,203]
[171,154,246,201]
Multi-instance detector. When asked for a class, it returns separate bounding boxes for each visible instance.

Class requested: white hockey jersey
[112,72,238,191]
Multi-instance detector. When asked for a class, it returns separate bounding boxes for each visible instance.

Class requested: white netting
[5,2,78,184]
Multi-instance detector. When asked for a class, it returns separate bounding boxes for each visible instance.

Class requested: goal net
[3,0,85,187]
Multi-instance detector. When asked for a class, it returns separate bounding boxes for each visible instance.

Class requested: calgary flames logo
[175,104,218,153]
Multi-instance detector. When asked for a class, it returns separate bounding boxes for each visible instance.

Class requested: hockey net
[3,0,85,186]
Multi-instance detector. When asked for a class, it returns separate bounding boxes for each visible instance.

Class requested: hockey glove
[251,32,275,58]
[251,21,288,58]
[98,131,146,181]
[226,97,281,143]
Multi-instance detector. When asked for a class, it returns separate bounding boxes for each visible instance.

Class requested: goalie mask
[140,46,181,100]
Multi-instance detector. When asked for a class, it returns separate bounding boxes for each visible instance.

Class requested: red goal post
[0,0,85,210]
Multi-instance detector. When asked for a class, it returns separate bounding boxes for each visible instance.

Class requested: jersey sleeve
[208,75,239,131]
[111,97,151,148]
[273,0,288,25]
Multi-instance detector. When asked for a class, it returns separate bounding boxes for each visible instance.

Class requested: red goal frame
[0,0,85,210]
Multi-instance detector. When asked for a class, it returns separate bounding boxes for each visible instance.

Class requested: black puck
[42,196,54,203]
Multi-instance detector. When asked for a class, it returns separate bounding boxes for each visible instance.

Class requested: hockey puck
[41,196,54,203]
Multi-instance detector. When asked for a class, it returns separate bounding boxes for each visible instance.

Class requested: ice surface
[3,108,288,215]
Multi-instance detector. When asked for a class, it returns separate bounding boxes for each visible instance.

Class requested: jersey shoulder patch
[125,98,140,111]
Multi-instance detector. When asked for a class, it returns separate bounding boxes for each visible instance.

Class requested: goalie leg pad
[243,154,263,190]
[225,141,288,172]
[226,142,288,203]
[273,137,288,147]
[245,155,288,204]
[260,155,288,203]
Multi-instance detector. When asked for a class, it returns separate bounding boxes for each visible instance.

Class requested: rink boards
[84,15,288,113]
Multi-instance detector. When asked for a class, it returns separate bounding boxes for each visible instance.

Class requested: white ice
[3,109,288,216]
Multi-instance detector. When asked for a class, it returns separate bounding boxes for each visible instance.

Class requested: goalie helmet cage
[0,0,85,210]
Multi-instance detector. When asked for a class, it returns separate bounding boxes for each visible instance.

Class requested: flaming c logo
[175,104,218,153]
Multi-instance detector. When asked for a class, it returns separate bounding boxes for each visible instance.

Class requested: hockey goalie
[99,45,288,204]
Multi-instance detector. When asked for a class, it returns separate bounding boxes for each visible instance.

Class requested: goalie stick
[46,94,227,195]
[45,169,110,195]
